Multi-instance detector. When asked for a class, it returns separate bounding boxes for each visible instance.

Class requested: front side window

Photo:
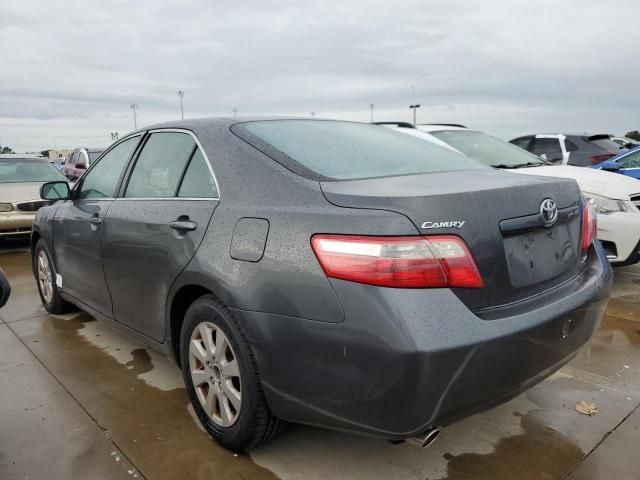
[619,150,640,169]
[125,132,195,198]
[178,148,218,198]
[233,120,486,181]
[532,138,562,159]
[77,136,140,199]
[68,151,78,165]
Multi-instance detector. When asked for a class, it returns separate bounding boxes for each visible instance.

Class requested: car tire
[180,294,284,452]
[34,239,76,314]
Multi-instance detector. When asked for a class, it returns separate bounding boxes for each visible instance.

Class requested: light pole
[233,108,238,120]
[130,103,138,129]
[409,104,420,126]
[177,90,185,120]
[409,85,421,126]
[370,103,374,122]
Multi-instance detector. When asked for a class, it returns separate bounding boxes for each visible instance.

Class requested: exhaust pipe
[409,427,441,448]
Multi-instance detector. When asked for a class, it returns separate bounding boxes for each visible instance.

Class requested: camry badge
[421,221,466,229]
[540,198,558,228]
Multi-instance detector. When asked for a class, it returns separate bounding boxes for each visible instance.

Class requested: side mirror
[599,160,620,172]
[41,181,71,201]
[0,269,10,308]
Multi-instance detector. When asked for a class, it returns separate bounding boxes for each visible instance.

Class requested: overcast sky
[1,0,638,152]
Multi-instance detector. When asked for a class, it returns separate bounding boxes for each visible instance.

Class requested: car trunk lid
[320,169,583,311]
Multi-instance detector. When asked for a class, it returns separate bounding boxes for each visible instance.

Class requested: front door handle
[169,220,197,232]
[89,216,102,225]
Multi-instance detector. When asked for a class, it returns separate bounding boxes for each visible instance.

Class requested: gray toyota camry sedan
[31,118,612,451]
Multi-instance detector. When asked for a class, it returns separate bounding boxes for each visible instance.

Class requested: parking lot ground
[1,242,639,480]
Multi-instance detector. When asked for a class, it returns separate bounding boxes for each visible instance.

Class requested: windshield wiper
[492,162,542,169]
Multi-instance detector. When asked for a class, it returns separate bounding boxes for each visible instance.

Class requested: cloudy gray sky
[1,0,638,152]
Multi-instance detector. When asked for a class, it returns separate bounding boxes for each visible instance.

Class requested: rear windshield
[0,160,66,183]
[233,120,487,180]
[429,130,546,167]
[588,137,623,154]
[88,151,102,162]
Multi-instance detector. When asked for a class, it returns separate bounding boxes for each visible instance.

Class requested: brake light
[590,154,614,164]
[310,234,483,288]
[581,198,597,253]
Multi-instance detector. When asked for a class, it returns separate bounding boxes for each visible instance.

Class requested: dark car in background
[31,118,611,452]
[510,133,624,166]
[61,147,104,181]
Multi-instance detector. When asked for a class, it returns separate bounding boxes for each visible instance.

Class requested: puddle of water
[10,312,279,480]
[73,313,184,391]
[443,412,582,480]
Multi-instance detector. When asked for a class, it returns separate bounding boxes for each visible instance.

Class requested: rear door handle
[169,220,197,232]
[89,216,102,225]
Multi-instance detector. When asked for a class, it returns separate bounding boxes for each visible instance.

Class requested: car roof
[73,147,104,152]
[128,116,321,135]
[514,133,612,138]
[416,124,470,133]
[0,154,47,162]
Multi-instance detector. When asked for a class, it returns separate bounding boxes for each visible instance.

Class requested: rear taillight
[310,234,484,289]
[581,197,597,253]
[590,154,614,164]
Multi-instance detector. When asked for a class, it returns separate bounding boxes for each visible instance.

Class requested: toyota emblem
[540,198,558,228]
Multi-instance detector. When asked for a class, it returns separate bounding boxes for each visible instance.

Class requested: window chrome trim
[144,128,222,199]
[113,197,219,201]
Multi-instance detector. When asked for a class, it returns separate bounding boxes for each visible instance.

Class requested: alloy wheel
[189,322,242,427]
[37,250,53,304]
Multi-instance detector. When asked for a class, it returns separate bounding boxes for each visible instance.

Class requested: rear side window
[233,120,486,181]
[178,148,218,198]
[564,139,579,152]
[126,132,196,198]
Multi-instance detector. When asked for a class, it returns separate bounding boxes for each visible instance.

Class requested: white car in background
[384,123,640,266]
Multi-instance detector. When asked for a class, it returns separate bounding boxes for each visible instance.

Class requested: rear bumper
[0,212,36,237]
[235,242,612,439]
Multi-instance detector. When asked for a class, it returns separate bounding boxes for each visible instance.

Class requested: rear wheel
[34,240,75,314]
[180,295,283,451]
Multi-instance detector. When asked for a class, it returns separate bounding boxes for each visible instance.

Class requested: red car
[62,148,103,181]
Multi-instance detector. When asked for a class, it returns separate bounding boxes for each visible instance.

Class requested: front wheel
[180,295,283,451]
[34,240,75,314]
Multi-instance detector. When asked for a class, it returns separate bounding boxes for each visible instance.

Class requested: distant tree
[0,145,15,154]
[626,131,640,141]
[40,149,51,158]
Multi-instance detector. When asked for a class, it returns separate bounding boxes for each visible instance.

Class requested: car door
[52,135,142,315]
[102,130,220,341]
[617,149,640,179]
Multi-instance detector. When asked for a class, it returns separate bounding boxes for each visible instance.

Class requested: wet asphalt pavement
[1,241,639,480]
